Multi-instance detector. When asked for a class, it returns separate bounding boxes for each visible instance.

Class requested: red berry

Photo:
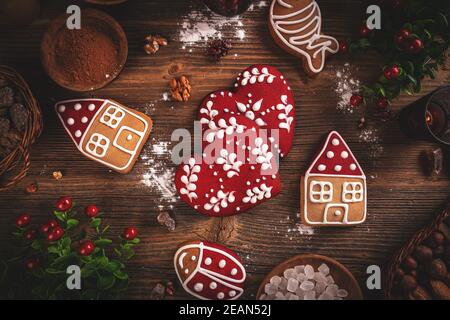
[359,25,371,38]
[408,38,423,53]
[16,214,31,228]
[40,219,58,234]
[79,240,95,256]
[384,69,393,80]
[85,205,99,218]
[56,196,73,211]
[123,227,138,241]
[398,28,411,39]
[24,228,37,241]
[350,94,363,107]
[25,257,40,270]
[47,226,64,242]
[338,40,349,54]
[376,97,389,109]
[390,65,401,78]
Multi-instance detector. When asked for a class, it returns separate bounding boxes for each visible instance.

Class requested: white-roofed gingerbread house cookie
[55,99,152,174]
[301,131,367,226]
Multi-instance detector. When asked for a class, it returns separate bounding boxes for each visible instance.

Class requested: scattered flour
[334,63,360,114]
[359,128,384,160]
[140,138,178,209]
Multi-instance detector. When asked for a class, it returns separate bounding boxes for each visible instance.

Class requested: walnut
[52,171,63,180]
[170,75,191,102]
[144,34,168,55]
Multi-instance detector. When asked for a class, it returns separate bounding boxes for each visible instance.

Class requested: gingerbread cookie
[55,99,152,174]
[174,241,246,300]
[175,65,295,217]
[301,131,367,226]
[269,0,339,75]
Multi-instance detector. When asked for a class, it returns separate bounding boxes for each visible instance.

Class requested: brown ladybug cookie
[269,0,339,76]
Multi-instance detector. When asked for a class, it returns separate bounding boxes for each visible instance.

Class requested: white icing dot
[88,104,96,111]
[350,163,357,171]
[335,210,342,216]
[58,105,66,113]
[218,259,226,268]
[231,268,237,275]
[74,103,82,111]
[326,151,334,159]
[74,130,82,138]
[341,151,349,159]
[217,292,225,299]
[229,290,236,297]
[194,283,203,292]
[332,138,340,146]
[334,165,342,172]
[184,269,189,274]
[248,93,252,98]
[205,257,212,265]
[81,117,88,123]
[67,118,75,126]
[127,134,133,141]
[250,166,255,170]
[191,255,196,261]
[209,282,217,290]
[236,207,240,211]
[318,164,326,172]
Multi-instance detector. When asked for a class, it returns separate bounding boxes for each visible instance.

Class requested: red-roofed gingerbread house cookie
[55,99,152,174]
[301,131,366,226]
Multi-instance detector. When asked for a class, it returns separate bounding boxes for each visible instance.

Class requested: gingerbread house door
[323,203,349,224]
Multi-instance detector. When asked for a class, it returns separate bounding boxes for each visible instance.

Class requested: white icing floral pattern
[242,184,273,204]
[216,149,243,178]
[238,67,276,86]
[276,95,294,132]
[251,137,274,171]
[204,190,236,213]
[236,99,267,126]
[180,158,201,202]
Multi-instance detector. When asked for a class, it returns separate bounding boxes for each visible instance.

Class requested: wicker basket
[384,201,450,299]
[0,65,42,191]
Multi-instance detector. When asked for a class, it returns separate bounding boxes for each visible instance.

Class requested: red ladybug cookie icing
[301,131,367,226]
[174,241,246,300]
[175,65,294,217]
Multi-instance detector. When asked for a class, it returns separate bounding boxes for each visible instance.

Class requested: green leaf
[113,269,128,280]
[90,218,101,228]
[54,211,66,222]
[97,274,116,290]
[94,239,113,248]
[66,219,79,229]
[81,267,95,278]
[45,268,65,274]
[406,74,418,86]
[31,240,42,250]
[105,260,121,273]
[47,246,59,254]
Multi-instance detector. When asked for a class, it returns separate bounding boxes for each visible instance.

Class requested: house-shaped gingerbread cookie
[55,99,152,174]
[301,131,366,226]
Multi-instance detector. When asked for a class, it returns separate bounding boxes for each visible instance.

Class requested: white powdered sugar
[140,139,178,208]
[334,63,360,114]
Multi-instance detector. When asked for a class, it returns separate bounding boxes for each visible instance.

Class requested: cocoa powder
[53,20,120,87]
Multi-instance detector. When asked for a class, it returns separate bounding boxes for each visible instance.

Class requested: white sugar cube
[287,278,299,292]
[325,284,338,296]
[337,289,348,298]
[318,292,333,300]
[314,272,327,284]
[318,263,330,275]
[304,265,315,279]
[315,281,326,294]
[303,291,316,300]
[296,273,307,283]
[295,288,305,299]
[279,278,288,291]
[300,280,315,291]
[270,275,282,287]
[275,292,286,300]
[283,268,295,279]
[264,283,277,295]
[326,275,335,285]
[289,294,300,300]
[294,265,305,274]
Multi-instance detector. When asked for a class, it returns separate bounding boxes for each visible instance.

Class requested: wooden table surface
[0,0,449,300]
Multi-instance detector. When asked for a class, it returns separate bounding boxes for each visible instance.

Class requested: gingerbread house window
[100,106,125,129]
[86,133,110,158]
[309,181,333,203]
[342,182,364,203]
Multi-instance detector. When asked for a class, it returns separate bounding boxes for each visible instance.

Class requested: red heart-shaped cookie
[175,65,294,217]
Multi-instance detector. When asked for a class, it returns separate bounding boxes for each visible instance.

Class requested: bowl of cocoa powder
[41,9,128,92]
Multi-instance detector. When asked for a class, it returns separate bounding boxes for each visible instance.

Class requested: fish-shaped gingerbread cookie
[174,241,246,300]
[269,0,339,76]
